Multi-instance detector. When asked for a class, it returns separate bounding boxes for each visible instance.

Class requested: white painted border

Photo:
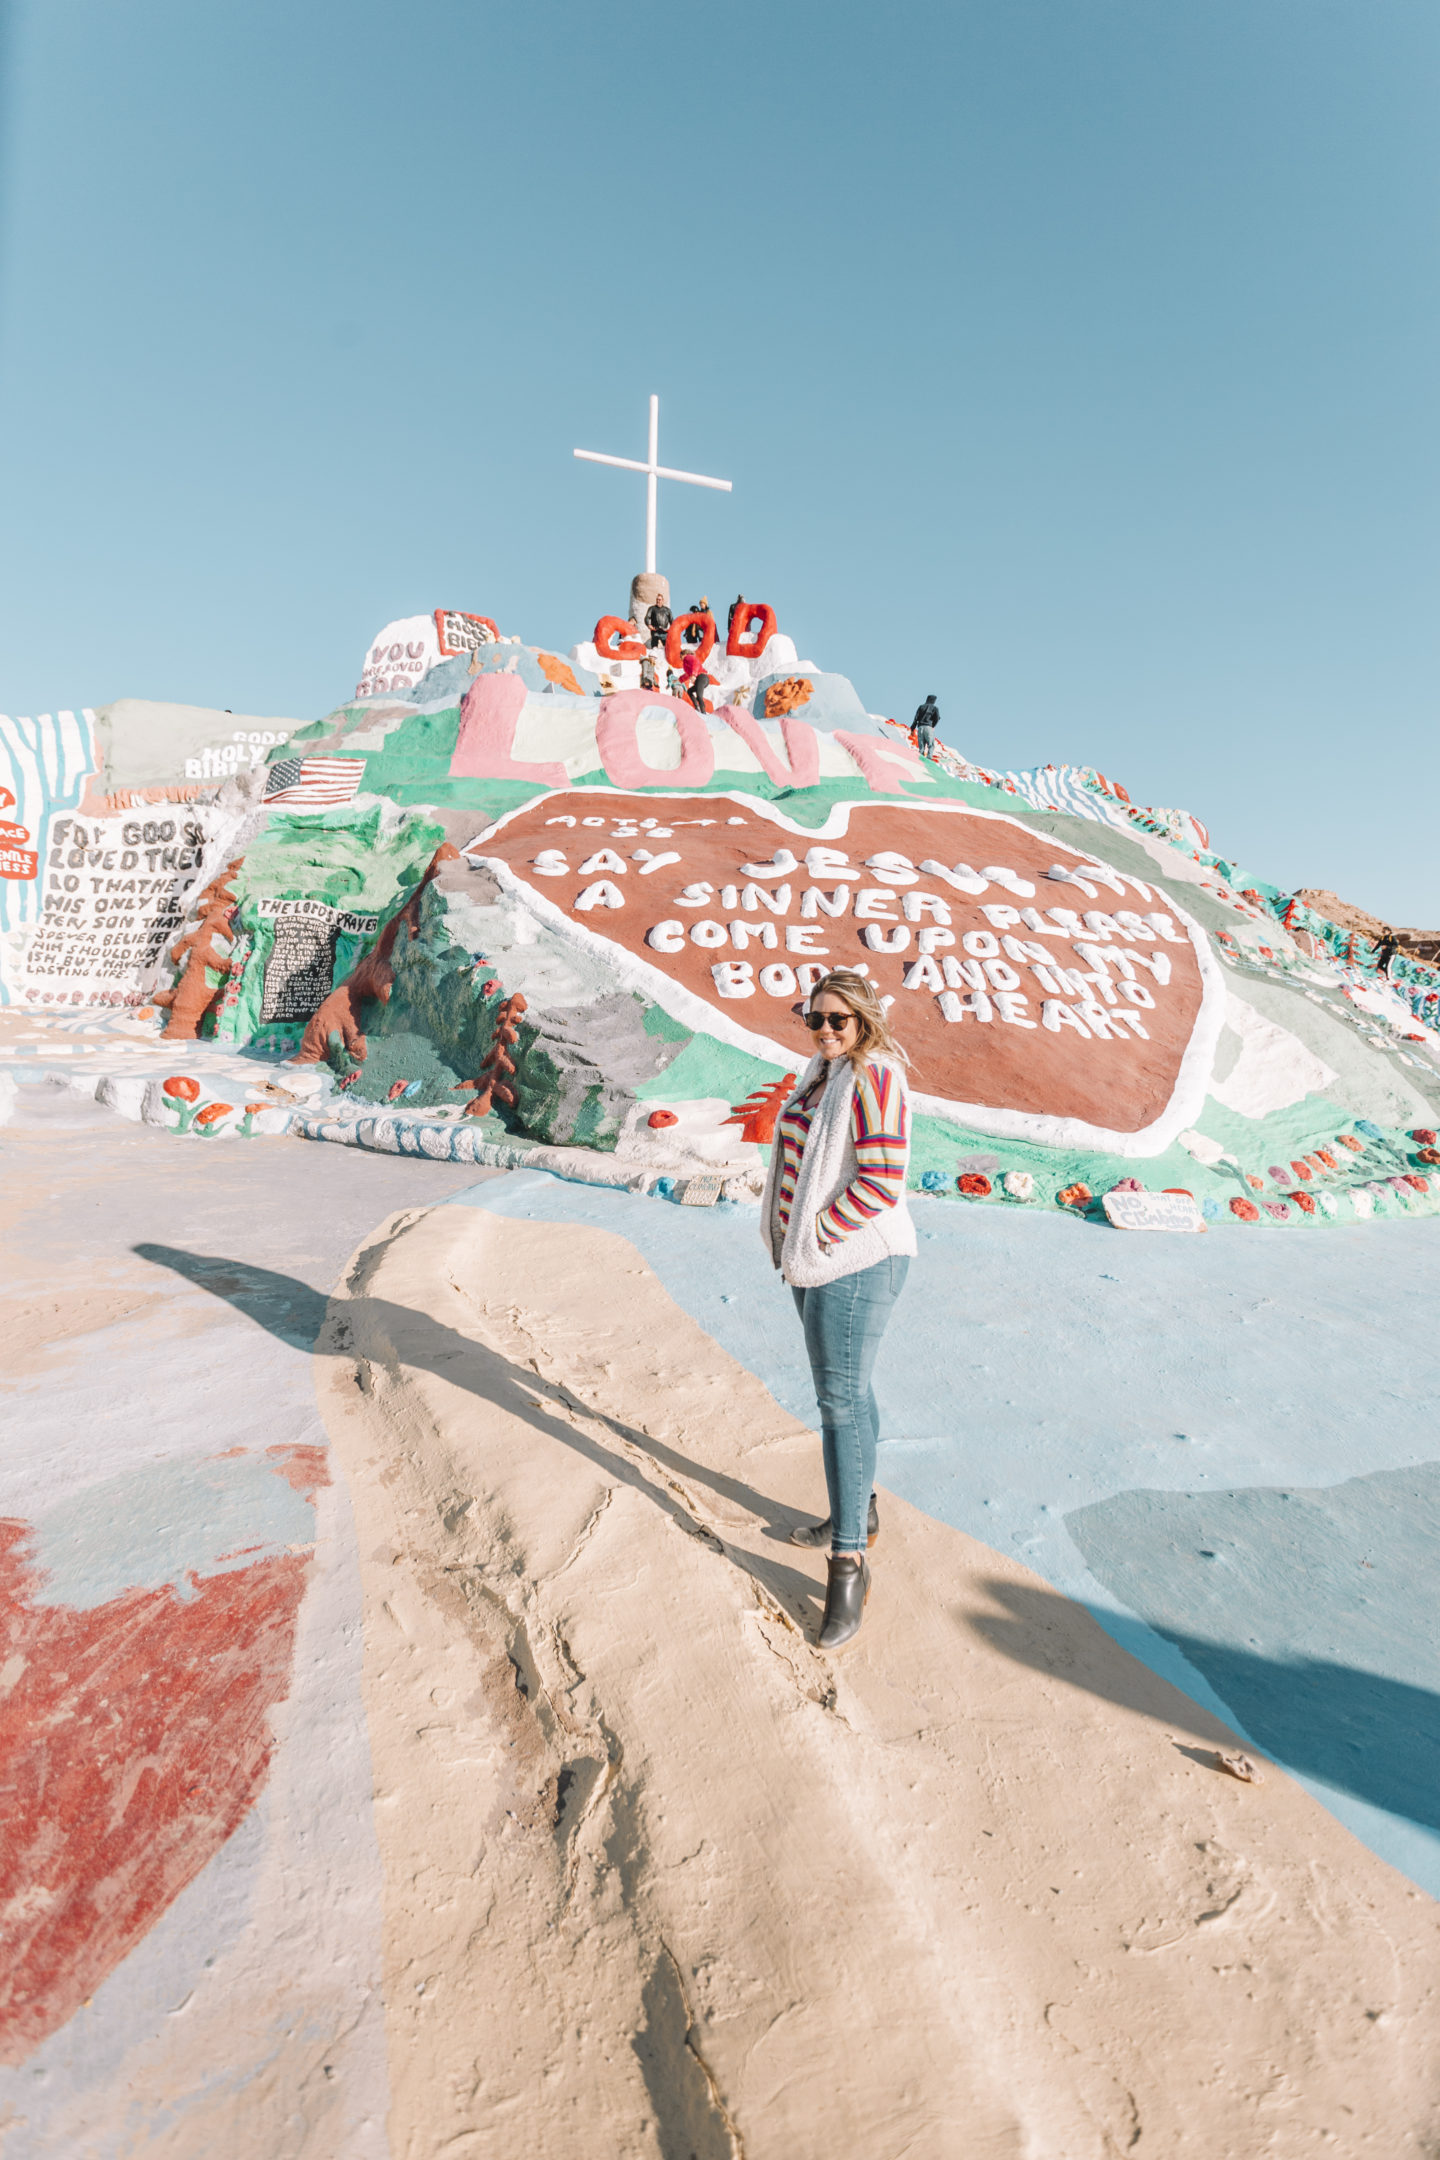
[465,788,1229,1158]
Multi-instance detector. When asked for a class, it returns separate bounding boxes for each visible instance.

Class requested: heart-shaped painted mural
[470,793,1226,1153]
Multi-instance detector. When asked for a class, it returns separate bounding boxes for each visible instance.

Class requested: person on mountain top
[1375,927,1399,973]
[727,593,746,637]
[679,648,713,712]
[645,598,673,648]
[910,696,939,757]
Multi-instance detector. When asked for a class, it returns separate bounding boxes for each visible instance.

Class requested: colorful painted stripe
[0,711,95,944]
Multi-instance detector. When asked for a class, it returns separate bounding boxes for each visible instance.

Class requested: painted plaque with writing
[468,792,1226,1155]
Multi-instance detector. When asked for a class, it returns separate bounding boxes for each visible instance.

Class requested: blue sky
[0,1,1435,921]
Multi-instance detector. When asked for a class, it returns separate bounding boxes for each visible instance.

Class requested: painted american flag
[262,756,366,808]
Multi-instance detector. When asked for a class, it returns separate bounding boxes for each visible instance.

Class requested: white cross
[574,395,731,576]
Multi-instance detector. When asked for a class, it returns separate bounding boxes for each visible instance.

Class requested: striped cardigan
[761,1054,917,1288]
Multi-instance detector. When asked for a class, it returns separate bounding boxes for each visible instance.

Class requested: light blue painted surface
[450,1172,1440,1896]
[24,1455,318,1609]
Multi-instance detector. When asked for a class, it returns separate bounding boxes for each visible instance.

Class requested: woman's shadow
[133,1241,827,1631]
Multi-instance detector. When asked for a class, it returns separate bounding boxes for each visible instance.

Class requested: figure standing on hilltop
[910,695,940,759]
[1375,927,1399,974]
[679,648,714,714]
[644,597,673,648]
[761,972,916,1651]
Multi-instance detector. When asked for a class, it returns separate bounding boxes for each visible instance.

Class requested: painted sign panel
[470,791,1226,1153]
[0,714,95,944]
[1101,1190,1205,1233]
[354,615,441,701]
[255,898,379,1023]
[9,809,241,1008]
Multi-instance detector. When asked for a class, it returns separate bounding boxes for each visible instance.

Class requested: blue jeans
[791,1256,910,1553]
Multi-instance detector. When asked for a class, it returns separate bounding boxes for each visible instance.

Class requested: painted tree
[458,992,529,1118]
[153,859,245,1040]
[724,1073,797,1145]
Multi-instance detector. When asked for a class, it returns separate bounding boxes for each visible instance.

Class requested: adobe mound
[1,597,1437,1226]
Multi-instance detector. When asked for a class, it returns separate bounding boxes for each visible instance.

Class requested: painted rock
[473,793,1223,1154]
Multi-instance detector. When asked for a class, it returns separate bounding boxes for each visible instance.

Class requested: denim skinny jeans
[791,1255,910,1553]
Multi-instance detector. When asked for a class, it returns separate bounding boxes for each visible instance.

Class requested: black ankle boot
[789,1494,880,1550]
[818,1554,871,1649]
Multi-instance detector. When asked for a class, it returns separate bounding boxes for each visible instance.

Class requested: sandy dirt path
[322,1201,1439,2159]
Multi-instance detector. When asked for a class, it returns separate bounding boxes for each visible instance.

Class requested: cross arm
[574,449,650,474]
[654,464,732,492]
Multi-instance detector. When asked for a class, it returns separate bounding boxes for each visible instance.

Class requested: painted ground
[456,1172,1440,1895]
[2,1119,1437,2154]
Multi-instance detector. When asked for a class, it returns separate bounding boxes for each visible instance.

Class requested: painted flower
[1267,1166,1291,1185]
[387,1080,411,1101]
[647,1109,678,1129]
[1412,1128,1438,1146]
[1263,1200,1290,1221]
[1337,1134,1365,1152]
[1246,1173,1265,1190]
[1405,1174,1429,1194]
[162,1075,201,1102]
[1002,1170,1035,1201]
[920,1170,947,1192]
[958,1173,993,1197]
[1314,1148,1338,1171]
[1110,1177,1143,1193]
[1202,1197,1222,1220]
[1292,1191,1316,1215]
[1290,1161,1313,1181]
[1416,1148,1440,1166]
[194,1102,233,1130]
[1350,1190,1374,1218]
[1229,1197,1260,1222]
[1057,1182,1092,1210]
[1316,1192,1338,1218]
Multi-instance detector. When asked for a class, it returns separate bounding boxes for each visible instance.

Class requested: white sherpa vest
[761,1053,917,1288]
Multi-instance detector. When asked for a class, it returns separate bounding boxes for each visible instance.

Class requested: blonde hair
[806,969,910,1073]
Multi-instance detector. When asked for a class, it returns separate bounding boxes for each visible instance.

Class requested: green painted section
[633,1029,789,1106]
[346,882,493,1108]
[238,804,444,910]
[228,697,1437,1223]
[214,805,444,1045]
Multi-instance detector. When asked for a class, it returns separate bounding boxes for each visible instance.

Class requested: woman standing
[760,970,916,1649]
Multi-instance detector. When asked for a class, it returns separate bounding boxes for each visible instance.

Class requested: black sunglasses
[804,1010,857,1033]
